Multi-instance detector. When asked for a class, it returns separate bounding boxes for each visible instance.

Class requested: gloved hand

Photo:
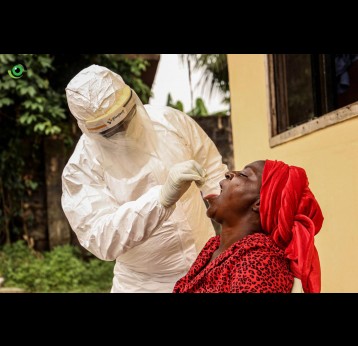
[159,160,206,208]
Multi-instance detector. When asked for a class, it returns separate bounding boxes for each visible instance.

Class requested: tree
[180,54,230,105]
[0,54,151,247]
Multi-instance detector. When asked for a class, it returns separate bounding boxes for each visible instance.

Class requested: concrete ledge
[0,287,26,293]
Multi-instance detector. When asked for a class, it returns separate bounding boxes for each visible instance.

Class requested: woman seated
[173,160,324,293]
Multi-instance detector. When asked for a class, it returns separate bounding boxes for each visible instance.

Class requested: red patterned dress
[173,233,293,293]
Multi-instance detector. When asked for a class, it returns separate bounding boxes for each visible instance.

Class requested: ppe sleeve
[61,160,175,261]
[172,109,228,195]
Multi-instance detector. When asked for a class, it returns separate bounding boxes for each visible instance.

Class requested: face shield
[85,85,137,139]
[65,64,166,181]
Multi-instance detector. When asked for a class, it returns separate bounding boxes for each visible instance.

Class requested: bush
[0,241,114,292]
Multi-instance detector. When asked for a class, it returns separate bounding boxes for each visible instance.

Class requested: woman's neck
[209,225,257,263]
[219,219,260,251]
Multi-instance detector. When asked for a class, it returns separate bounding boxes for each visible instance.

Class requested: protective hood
[65,64,155,149]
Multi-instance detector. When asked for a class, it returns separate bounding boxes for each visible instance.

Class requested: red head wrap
[260,160,324,293]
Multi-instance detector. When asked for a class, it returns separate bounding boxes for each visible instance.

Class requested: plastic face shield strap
[85,88,137,138]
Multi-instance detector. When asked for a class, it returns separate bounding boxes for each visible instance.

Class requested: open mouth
[204,194,218,200]
[204,183,222,201]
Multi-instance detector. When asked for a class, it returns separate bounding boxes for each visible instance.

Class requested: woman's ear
[252,198,260,213]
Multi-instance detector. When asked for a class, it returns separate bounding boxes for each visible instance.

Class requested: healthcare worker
[61,64,228,292]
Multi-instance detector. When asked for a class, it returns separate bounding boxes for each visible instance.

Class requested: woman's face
[205,160,265,224]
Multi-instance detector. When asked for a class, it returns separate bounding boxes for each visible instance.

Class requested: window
[267,54,358,146]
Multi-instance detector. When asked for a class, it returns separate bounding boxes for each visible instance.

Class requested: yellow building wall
[227,54,358,292]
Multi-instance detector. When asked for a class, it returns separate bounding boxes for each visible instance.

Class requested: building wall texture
[228,54,358,293]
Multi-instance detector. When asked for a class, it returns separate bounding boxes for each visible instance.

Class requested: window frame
[266,54,358,147]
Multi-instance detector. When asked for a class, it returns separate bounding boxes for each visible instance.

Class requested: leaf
[26,115,37,124]
[0,98,13,107]
[27,86,36,97]
[34,123,46,132]
[175,101,184,112]
[38,56,53,69]
[51,125,61,134]
[19,113,30,124]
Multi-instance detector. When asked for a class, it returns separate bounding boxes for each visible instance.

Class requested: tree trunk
[44,137,71,249]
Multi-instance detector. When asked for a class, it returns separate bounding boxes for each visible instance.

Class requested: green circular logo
[8,64,27,79]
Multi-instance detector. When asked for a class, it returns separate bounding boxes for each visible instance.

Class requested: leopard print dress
[173,233,293,293]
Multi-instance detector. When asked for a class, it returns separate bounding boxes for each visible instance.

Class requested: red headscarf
[260,160,324,293]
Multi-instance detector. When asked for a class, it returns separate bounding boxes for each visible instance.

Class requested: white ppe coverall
[61,65,228,292]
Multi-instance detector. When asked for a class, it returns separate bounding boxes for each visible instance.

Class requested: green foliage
[166,93,184,111]
[0,54,64,137]
[0,54,152,244]
[0,241,114,292]
[166,93,228,117]
[188,97,209,116]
